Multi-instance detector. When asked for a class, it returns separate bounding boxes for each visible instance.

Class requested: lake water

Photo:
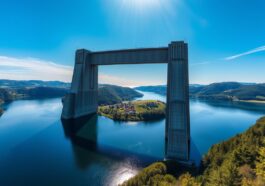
[0,91,265,186]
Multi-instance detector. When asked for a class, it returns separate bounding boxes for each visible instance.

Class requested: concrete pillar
[62,49,98,119]
[165,41,190,161]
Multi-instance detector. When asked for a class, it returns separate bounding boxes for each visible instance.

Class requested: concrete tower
[166,42,190,161]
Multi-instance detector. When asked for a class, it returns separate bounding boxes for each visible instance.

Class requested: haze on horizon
[0,0,264,87]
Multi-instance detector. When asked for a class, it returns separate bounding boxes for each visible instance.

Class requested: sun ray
[121,0,162,14]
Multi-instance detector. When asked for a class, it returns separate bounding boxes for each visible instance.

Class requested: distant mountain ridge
[0,80,142,104]
[0,80,143,116]
[135,82,265,102]
[98,84,143,105]
[0,79,71,88]
[136,85,167,95]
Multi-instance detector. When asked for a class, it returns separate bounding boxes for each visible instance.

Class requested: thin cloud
[190,59,225,67]
[0,55,152,87]
[192,45,265,66]
[99,74,157,87]
[99,74,133,87]
[225,45,265,61]
[0,56,73,82]
[190,61,212,67]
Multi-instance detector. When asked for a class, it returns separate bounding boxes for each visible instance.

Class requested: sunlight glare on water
[110,166,139,186]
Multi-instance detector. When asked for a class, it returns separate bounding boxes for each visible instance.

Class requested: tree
[255,145,265,183]
[206,157,241,186]
[177,173,201,186]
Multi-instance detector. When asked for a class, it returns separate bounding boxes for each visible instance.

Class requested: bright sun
[129,0,159,6]
[122,0,161,12]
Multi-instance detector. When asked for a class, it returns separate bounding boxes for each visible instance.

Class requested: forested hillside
[0,79,70,88]
[0,87,69,101]
[0,80,143,116]
[0,80,142,104]
[136,82,265,102]
[98,84,143,105]
[135,85,167,95]
[0,80,70,103]
[121,116,265,186]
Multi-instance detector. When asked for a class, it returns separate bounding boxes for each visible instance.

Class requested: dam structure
[61,41,190,161]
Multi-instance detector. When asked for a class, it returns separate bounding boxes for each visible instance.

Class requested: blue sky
[0,0,265,86]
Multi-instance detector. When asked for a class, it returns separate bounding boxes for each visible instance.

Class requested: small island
[98,100,166,121]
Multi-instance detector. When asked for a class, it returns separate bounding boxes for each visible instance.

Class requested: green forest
[0,80,143,117]
[136,82,265,102]
[121,116,265,186]
[98,84,143,105]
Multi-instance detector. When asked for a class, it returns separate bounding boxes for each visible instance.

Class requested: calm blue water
[0,91,265,186]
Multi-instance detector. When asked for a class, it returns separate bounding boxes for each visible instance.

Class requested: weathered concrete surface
[62,41,190,161]
[166,42,190,161]
[62,49,98,119]
[91,47,168,65]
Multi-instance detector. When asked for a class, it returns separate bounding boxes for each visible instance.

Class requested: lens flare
[127,0,160,7]
[122,0,162,13]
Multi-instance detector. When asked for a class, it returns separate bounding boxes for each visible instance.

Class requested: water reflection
[61,111,203,171]
[61,114,150,185]
[111,117,165,126]
[1,94,265,186]
[63,115,145,174]
[192,99,265,114]
[62,114,98,169]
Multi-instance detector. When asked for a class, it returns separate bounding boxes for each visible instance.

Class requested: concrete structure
[62,41,190,161]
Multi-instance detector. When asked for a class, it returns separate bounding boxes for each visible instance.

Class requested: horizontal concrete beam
[90,47,168,65]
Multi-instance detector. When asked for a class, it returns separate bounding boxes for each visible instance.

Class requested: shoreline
[98,100,166,122]
[235,99,265,104]
[137,91,265,105]
[98,112,165,122]
[189,97,265,104]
